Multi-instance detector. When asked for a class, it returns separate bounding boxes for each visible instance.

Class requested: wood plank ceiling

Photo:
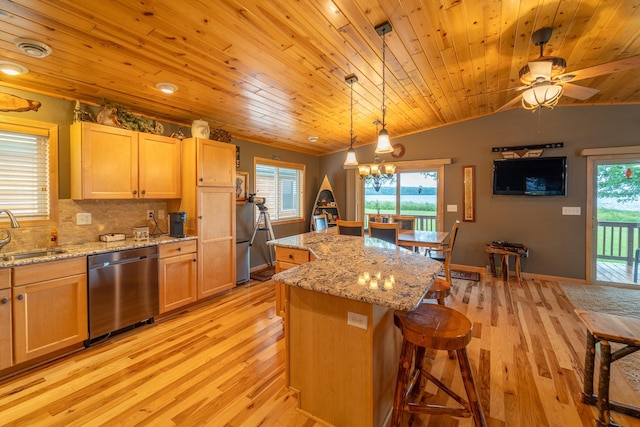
[0,0,639,156]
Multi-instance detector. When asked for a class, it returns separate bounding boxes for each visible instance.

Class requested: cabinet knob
[288,254,294,259]
[192,258,197,263]
[141,189,146,195]
[199,177,204,182]
[177,247,182,251]
[198,215,203,219]
[1,297,7,304]
[17,294,24,301]
[133,190,138,195]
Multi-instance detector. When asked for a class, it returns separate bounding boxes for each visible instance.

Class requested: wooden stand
[484,244,528,282]
[576,310,640,426]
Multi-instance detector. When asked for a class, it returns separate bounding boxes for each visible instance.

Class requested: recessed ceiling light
[155,82,178,94]
[14,38,52,58]
[308,136,319,142]
[0,61,28,76]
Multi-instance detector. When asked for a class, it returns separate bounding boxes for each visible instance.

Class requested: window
[0,116,58,226]
[358,159,448,232]
[254,157,305,223]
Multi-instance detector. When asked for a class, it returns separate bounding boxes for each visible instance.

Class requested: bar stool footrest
[406,402,471,418]
[582,393,640,420]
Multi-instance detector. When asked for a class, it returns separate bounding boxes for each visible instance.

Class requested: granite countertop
[0,235,198,268]
[268,231,442,311]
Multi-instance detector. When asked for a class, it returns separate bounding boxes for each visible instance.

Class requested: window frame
[0,115,59,227]
[356,159,450,231]
[253,157,306,225]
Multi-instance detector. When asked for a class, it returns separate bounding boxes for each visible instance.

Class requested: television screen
[493,156,567,196]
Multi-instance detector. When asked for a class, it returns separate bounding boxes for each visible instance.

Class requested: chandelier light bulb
[375,128,393,153]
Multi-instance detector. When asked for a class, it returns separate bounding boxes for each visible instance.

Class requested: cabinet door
[197,139,236,187]
[139,133,181,199]
[71,122,138,199]
[13,274,88,363]
[198,187,236,298]
[0,288,11,370]
[159,252,197,314]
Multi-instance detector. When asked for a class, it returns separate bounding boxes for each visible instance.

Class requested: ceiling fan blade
[559,55,640,82]
[495,94,523,113]
[562,83,600,100]
[528,60,553,80]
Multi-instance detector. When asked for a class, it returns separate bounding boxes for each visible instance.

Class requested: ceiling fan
[496,27,640,112]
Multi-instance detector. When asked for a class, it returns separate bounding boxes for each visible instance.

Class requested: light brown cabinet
[159,240,197,314]
[275,247,310,317]
[0,269,11,370]
[172,138,236,300]
[12,258,87,364]
[70,122,181,199]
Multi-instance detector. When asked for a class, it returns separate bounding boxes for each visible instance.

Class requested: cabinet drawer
[159,240,197,258]
[275,248,309,264]
[13,258,86,286]
[276,261,299,272]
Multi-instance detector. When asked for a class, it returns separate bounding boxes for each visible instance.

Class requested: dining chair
[369,222,399,245]
[336,220,364,236]
[427,220,460,283]
[391,215,416,251]
[391,215,415,231]
[313,214,328,231]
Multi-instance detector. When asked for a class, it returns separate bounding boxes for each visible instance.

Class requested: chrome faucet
[0,209,21,251]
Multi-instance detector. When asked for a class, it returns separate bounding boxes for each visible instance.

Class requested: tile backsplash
[1,199,171,251]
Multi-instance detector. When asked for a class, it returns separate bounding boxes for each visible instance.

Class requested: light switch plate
[347,311,368,330]
[562,207,581,215]
[447,204,458,212]
[76,212,92,225]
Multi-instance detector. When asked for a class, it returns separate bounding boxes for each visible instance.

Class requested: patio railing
[597,221,640,266]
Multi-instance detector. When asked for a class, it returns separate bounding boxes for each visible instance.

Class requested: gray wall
[320,105,640,280]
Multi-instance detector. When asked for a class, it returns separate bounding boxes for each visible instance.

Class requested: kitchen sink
[1,249,66,261]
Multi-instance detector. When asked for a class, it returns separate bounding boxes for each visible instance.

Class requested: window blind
[0,130,50,221]
[255,160,303,222]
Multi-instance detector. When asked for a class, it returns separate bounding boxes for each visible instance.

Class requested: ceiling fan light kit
[522,82,563,111]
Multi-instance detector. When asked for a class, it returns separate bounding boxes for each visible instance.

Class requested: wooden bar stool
[576,310,640,426]
[392,303,487,427]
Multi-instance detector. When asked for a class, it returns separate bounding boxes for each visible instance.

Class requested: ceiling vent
[14,38,52,58]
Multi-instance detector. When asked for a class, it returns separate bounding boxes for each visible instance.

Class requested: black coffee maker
[169,212,187,238]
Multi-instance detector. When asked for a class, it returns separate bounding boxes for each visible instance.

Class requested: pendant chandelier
[358,152,395,192]
[343,74,359,167]
[374,21,393,154]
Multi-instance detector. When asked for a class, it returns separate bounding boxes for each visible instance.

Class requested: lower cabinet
[0,269,11,370]
[12,258,87,364]
[159,240,197,314]
[274,247,311,317]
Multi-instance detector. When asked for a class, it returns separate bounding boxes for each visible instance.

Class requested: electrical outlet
[157,209,165,220]
[147,210,154,220]
[347,311,368,330]
[76,212,92,225]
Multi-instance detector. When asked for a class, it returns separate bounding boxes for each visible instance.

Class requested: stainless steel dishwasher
[87,246,159,344]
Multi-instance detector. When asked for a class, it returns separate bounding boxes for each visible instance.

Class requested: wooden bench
[576,309,640,426]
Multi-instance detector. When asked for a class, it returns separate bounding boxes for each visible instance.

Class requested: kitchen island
[269,232,442,427]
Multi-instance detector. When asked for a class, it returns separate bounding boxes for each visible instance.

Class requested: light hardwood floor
[1,276,640,426]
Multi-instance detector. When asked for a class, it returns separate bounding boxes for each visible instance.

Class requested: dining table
[397,229,449,249]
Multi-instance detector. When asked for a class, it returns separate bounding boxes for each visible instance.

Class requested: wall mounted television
[492,156,567,196]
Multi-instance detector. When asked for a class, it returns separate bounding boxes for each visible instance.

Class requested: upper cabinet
[70,122,181,200]
[195,138,235,187]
